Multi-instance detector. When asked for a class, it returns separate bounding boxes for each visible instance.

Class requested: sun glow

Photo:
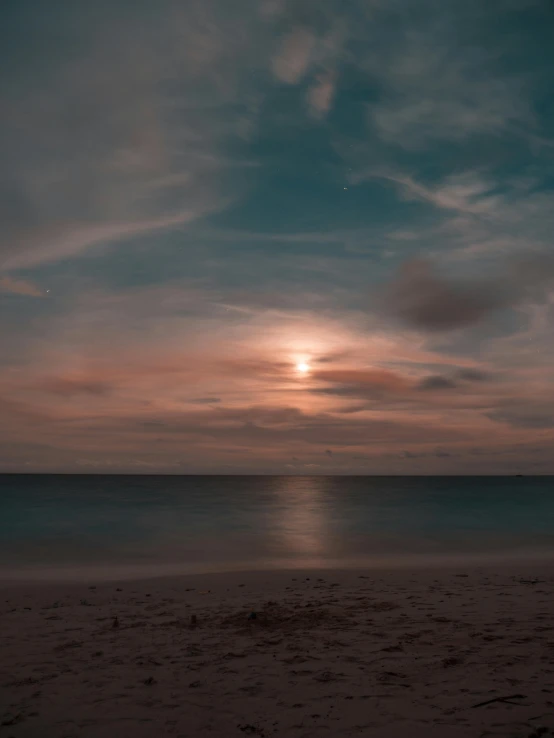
[296,362,310,374]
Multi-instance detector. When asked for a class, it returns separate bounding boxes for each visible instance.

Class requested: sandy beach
[2,565,554,738]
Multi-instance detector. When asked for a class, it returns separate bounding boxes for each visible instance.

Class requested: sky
[1,0,554,474]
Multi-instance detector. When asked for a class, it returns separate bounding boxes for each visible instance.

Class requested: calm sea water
[1,475,554,581]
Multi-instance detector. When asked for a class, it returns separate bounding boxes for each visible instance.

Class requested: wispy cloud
[0,2,270,273]
[272,27,316,84]
[0,275,44,297]
[307,71,337,118]
[364,171,501,216]
[0,210,217,272]
[360,9,533,148]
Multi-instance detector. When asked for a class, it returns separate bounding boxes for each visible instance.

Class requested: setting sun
[296,362,310,374]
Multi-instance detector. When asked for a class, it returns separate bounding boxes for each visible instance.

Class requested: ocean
[1,475,554,581]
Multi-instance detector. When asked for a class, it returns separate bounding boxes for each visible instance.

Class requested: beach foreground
[2,566,554,738]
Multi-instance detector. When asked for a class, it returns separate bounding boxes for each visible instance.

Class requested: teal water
[1,475,554,580]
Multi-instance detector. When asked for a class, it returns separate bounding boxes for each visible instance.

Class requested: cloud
[272,27,315,84]
[27,401,471,450]
[346,164,554,268]
[416,368,492,391]
[307,71,336,118]
[380,254,554,332]
[370,171,501,216]
[37,376,114,398]
[312,364,498,406]
[487,403,554,430]
[0,2,269,271]
[0,391,437,461]
[0,211,210,272]
[380,258,504,331]
[312,368,412,398]
[457,368,491,382]
[259,0,287,18]
[361,6,533,148]
[0,275,44,297]
[417,375,457,391]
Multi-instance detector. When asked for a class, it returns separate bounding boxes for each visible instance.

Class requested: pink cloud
[0,209,215,271]
[272,27,315,84]
[307,71,337,118]
[0,275,44,297]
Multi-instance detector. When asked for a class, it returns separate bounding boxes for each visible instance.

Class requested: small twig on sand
[471,694,528,708]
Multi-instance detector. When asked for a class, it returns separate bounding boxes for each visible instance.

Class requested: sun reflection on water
[270,476,330,560]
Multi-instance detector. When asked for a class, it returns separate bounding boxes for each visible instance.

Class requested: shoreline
[2,547,554,586]
[2,560,553,606]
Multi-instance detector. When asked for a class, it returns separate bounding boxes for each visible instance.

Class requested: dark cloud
[189,397,221,404]
[38,377,113,397]
[400,450,424,459]
[380,258,502,331]
[313,352,352,364]
[418,368,493,390]
[456,368,491,382]
[312,368,411,399]
[417,375,457,391]
[380,255,554,332]
[487,404,554,429]
[313,365,497,405]
[399,448,454,459]
[335,404,368,414]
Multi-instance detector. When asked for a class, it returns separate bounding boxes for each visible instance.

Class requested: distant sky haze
[2,0,554,473]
